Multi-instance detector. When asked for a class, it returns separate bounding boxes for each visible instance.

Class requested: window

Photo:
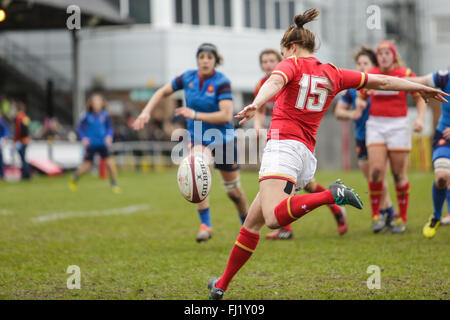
[244,0,251,27]
[274,1,281,29]
[288,1,295,23]
[259,0,266,29]
[223,0,232,27]
[208,0,215,25]
[191,0,200,25]
[129,0,151,24]
[175,0,183,23]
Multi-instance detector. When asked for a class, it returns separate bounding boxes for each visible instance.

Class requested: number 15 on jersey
[295,74,330,112]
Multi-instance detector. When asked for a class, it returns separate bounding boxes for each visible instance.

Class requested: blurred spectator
[14,102,31,180]
[35,117,67,141]
[0,111,10,179]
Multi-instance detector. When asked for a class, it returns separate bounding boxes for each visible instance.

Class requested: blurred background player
[208,9,447,299]
[255,48,348,239]
[358,40,426,234]
[69,93,120,193]
[406,69,450,238]
[0,111,9,180]
[335,47,395,233]
[14,103,31,180]
[133,43,249,243]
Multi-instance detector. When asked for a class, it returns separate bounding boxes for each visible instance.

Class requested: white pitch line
[0,209,13,216]
[32,204,150,223]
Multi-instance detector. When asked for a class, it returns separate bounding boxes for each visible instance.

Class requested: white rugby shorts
[259,139,317,190]
[366,116,411,151]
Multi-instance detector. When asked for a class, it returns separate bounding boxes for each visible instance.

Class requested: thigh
[388,151,409,176]
[368,145,388,171]
[219,168,240,183]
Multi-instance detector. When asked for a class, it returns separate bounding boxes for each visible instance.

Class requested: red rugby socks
[396,182,409,222]
[312,182,342,215]
[215,227,260,291]
[369,181,383,218]
[274,190,335,226]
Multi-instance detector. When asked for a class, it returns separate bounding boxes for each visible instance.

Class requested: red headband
[377,41,397,61]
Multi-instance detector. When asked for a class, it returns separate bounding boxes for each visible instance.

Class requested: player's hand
[174,107,195,120]
[235,103,258,125]
[349,109,362,120]
[105,136,113,146]
[419,87,449,103]
[413,118,424,133]
[443,127,450,140]
[132,112,151,131]
[82,138,90,147]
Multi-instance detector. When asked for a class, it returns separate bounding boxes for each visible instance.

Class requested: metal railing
[0,36,72,93]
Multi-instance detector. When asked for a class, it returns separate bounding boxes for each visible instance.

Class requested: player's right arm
[132,82,174,130]
[364,73,449,103]
[235,74,284,125]
[236,58,295,125]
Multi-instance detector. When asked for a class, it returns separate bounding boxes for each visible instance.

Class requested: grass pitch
[0,169,448,299]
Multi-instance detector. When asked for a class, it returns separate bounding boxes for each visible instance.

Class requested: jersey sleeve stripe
[355,72,367,90]
[272,70,289,84]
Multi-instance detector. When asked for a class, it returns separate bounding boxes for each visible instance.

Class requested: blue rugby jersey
[340,88,371,141]
[77,110,113,147]
[172,70,234,146]
[432,70,450,132]
[0,117,9,140]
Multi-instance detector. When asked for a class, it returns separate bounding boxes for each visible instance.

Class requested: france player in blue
[408,69,450,238]
[69,93,120,193]
[335,47,394,232]
[0,112,10,179]
[133,43,249,242]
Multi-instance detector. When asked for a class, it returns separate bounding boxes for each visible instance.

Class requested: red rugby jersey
[361,66,419,117]
[267,56,367,153]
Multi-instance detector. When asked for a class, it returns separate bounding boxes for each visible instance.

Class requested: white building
[2,0,450,169]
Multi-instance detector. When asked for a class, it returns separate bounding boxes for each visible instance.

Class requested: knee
[392,172,406,185]
[265,215,280,230]
[371,168,382,182]
[304,181,315,193]
[224,178,243,204]
[226,188,242,204]
[436,175,448,189]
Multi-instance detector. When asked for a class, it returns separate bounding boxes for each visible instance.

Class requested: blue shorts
[84,145,109,162]
[355,139,368,161]
[432,129,450,162]
[209,138,240,172]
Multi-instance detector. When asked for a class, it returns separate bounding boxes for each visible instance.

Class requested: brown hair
[259,49,282,64]
[85,93,108,112]
[280,8,319,52]
[354,46,378,67]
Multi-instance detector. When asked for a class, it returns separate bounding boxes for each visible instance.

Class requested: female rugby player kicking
[207,8,448,299]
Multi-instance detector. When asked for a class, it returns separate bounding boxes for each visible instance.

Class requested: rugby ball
[177,155,212,203]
